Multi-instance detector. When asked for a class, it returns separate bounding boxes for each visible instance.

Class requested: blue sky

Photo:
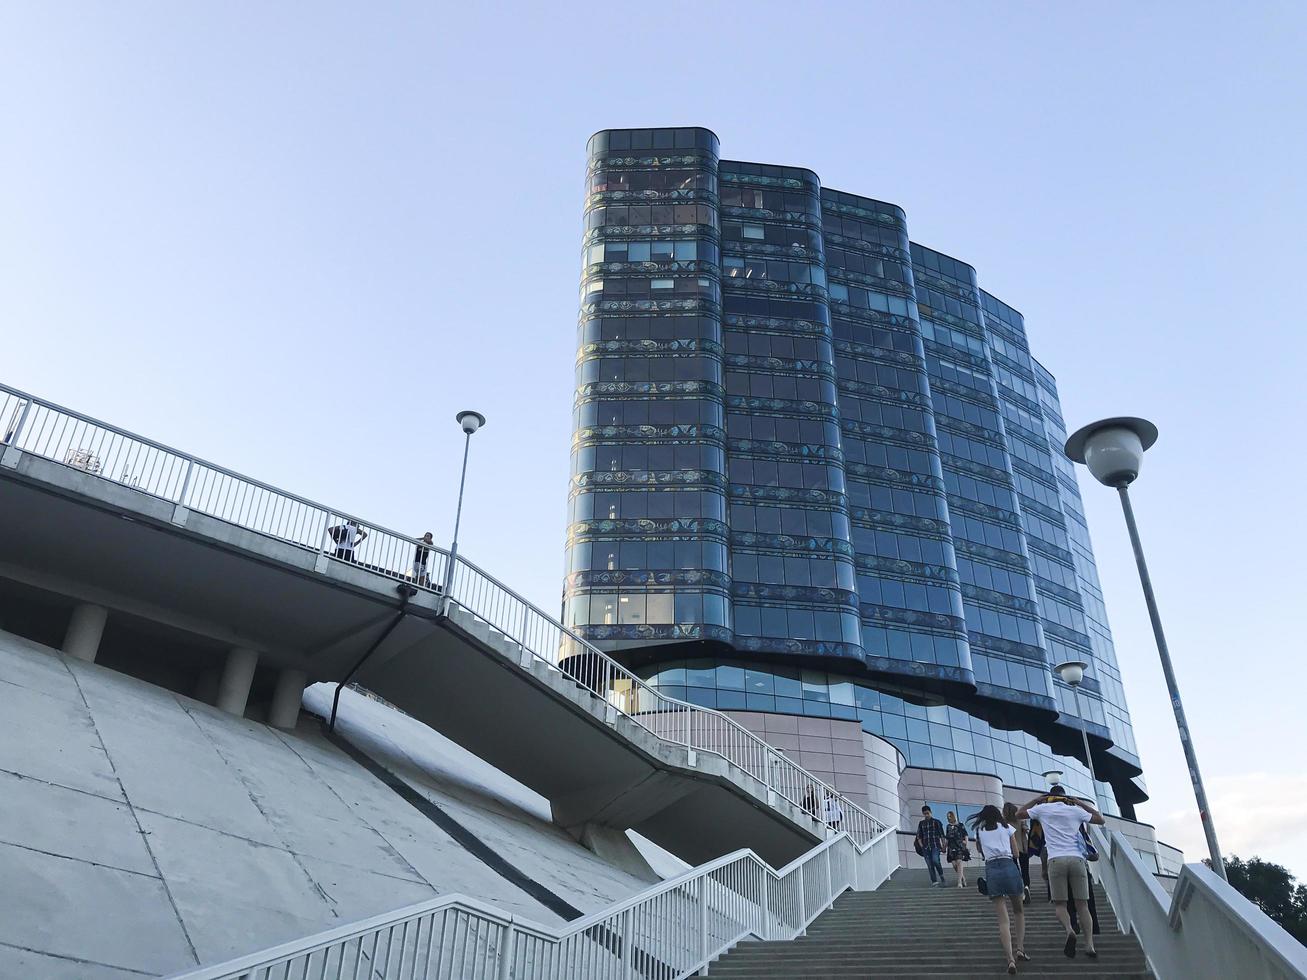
[2,2,1305,877]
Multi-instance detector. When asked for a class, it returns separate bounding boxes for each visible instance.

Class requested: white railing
[169,825,898,980]
[0,381,888,847]
[1091,826,1307,980]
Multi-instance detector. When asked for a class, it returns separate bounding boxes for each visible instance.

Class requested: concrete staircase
[708,868,1150,978]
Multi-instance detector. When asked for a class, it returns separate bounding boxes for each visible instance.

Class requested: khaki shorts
[1048,856,1089,902]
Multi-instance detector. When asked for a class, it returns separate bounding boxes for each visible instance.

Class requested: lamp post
[1054,660,1100,809]
[1064,416,1226,879]
[441,411,486,614]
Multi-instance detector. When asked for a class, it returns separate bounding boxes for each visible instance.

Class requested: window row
[719,219,819,249]
[832,319,920,355]
[727,457,845,492]
[1039,593,1088,634]
[1012,470,1062,511]
[987,328,1030,364]
[719,187,818,214]
[992,362,1040,404]
[937,429,1009,471]
[927,354,994,396]
[910,245,976,287]
[578,356,720,385]
[731,552,856,590]
[724,372,837,403]
[916,285,982,326]
[1021,509,1069,551]
[585,239,715,267]
[1028,549,1080,592]
[943,470,1018,512]
[722,294,830,323]
[828,282,914,317]
[952,512,1025,555]
[592,128,716,152]
[863,624,968,667]
[919,316,986,358]
[733,604,861,644]
[576,398,723,428]
[835,355,931,395]
[585,204,717,230]
[843,440,940,476]
[858,574,963,617]
[567,590,729,627]
[589,170,714,195]
[820,212,904,248]
[970,653,1051,698]
[723,255,826,286]
[580,315,718,345]
[724,331,831,361]
[847,482,947,520]
[824,246,909,285]
[956,556,1034,601]
[726,414,840,447]
[571,489,726,523]
[569,540,729,573]
[964,601,1042,647]
[934,392,1001,431]
[730,504,850,539]
[1004,429,1053,470]
[574,444,726,474]
[584,277,718,300]
[999,399,1045,444]
[851,525,952,567]
[839,394,930,432]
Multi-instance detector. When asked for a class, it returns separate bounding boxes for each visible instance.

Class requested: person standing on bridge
[1018,785,1103,960]
[328,519,367,562]
[914,805,946,887]
[969,804,1028,974]
[412,531,434,586]
[822,791,844,832]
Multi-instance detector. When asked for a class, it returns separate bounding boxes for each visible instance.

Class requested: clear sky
[2,2,1305,878]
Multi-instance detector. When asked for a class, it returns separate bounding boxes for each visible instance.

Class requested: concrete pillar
[268,667,308,729]
[62,603,108,663]
[217,646,259,717]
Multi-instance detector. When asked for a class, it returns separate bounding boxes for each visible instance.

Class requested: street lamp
[441,411,486,613]
[1064,416,1227,879]
[1054,660,1099,808]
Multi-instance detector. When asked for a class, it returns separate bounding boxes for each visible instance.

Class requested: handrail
[1090,826,1307,980]
[168,825,899,979]
[0,379,890,852]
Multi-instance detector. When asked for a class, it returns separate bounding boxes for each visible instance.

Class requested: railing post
[1,398,34,468]
[621,907,635,980]
[698,875,710,968]
[171,458,195,525]
[497,921,515,980]
[761,868,771,940]
[796,864,806,931]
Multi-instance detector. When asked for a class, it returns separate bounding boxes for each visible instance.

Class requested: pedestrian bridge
[0,381,885,867]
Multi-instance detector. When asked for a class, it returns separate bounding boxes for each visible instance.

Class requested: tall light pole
[1064,416,1226,880]
[1054,660,1100,809]
[441,411,485,614]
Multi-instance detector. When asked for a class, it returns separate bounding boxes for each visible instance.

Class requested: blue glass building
[566,127,1145,816]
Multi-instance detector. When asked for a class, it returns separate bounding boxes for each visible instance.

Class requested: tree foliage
[1213,855,1307,946]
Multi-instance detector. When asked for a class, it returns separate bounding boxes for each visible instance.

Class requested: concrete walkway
[0,631,650,977]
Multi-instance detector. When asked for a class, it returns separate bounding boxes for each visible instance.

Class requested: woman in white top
[968,805,1028,975]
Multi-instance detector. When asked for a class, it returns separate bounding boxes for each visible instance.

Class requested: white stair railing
[0,379,889,848]
[168,825,898,980]
[1091,826,1307,980]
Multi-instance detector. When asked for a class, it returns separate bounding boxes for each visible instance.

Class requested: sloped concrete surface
[0,631,650,977]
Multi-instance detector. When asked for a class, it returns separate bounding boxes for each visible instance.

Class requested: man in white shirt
[1017,785,1103,959]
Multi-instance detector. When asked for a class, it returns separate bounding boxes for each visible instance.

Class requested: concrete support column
[268,667,308,729]
[217,646,259,717]
[63,603,108,663]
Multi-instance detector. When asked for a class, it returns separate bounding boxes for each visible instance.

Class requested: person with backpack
[969,804,1028,974]
[328,519,367,562]
[944,810,971,888]
[914,805,946,887]
[1017,785,1104,959]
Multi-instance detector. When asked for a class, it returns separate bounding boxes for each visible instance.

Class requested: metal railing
[1090,826,1307,980]
[0,380,887,847]
[169,825,898,980]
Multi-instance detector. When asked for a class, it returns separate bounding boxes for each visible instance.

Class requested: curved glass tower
[566,127,1145,818]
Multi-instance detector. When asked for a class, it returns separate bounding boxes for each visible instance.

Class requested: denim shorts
[985,857,1024,897]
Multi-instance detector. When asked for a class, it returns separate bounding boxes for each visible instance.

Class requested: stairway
[708,868,1151,978]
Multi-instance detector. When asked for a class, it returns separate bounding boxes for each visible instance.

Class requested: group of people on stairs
[913,785,1104,974]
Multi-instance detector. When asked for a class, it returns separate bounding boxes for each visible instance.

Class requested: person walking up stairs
[706,867,1151,978]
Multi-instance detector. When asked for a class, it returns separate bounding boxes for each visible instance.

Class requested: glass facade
[566,127,1145,815]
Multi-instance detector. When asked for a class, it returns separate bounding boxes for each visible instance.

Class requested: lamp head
[1042,769,1065,787]
[1054,660,1088,687]
[456,410,486,435]
[1064,417,1157,487]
